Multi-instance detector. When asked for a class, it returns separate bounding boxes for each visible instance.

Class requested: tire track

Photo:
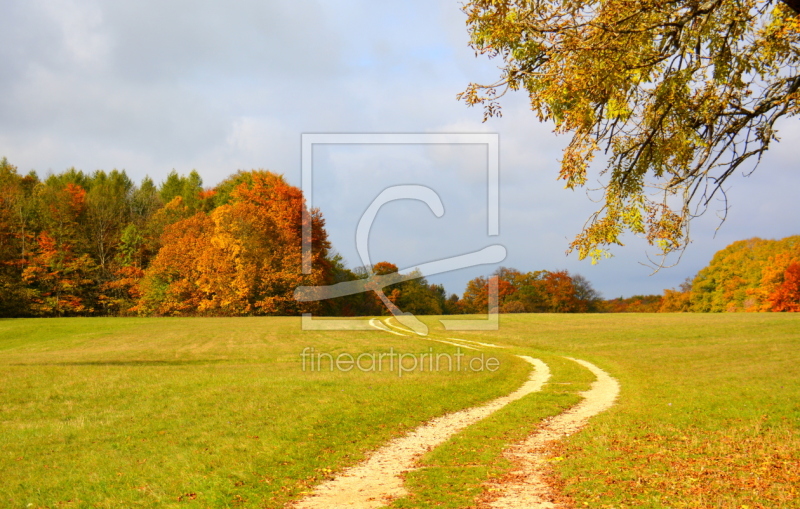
[291,356,551,509]
[480,358,620,509]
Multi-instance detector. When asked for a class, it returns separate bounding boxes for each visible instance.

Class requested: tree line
[0,160,608,317]
[604,236,800,313]
[1,159,797,316]
[0,161,327,317]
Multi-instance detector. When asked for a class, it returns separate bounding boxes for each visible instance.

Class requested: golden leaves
[461,0,799,265]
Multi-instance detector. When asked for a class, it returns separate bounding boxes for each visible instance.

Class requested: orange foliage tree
[22,232,97,316]
[461,267,600,313]
[136,171,330,316]
[541,270,587,313]
[692,236,800,312]
[766,262,800,312]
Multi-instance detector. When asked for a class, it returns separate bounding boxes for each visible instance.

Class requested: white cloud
[33,0,111,66]
[0,0,796,298]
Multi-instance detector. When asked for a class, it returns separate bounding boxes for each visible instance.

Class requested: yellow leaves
[605,96,632,121]
[587,248,612,265]
[621,205,644,235]
[461,0,800,265]
[560,134,598,188]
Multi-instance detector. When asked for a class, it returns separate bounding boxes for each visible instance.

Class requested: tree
[395,270,446,316]
[460,0,800,264]
[660,277,694,312]
[136,171,330,316]
[158,169,204,212]
[571,273,603,311]
[540,270,586,312]
[604,294,664,312]
[22,232,97,316]
[768,262,800,311]
[690,235,800,311]
[316,252,367,316]
[0,159,32,316]
[461,275,492,313]
[84,170,133,275]
[758,251,800,311]
[462,267,600,313]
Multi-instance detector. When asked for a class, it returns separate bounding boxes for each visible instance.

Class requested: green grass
[390,354,593,509]
[0,317,527,508]
[2,314,799,508]
[423,313,800,508]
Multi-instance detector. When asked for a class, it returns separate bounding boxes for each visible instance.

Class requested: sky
[1,0,799,299]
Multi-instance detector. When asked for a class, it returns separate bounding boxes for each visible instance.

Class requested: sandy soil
[480,357,620,509]
[290,356,551,509]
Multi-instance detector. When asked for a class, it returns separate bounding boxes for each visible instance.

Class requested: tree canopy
[461,266,603,313]
[3,158,797,316]
[460,0,800,265]
[690,235,800,311]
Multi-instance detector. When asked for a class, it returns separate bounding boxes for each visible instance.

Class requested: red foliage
[768,262,800,312]
[22,231,97,316]
[541,270,586,312]
[372,261,398,275]
[64,183,86,214]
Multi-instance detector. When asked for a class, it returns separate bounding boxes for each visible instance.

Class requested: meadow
[1,314,798,508]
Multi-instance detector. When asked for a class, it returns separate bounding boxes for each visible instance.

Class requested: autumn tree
[210,171,258,207]
[0,162,349,317]
[0,159,34,316]
[462,267,601,313]
[365,262,403,315]
[461,275,494,313]
[136,171,330,316]
[22,231,97,316]
[659,277,694,312]
[35,177,90,252]
[540,270,587,312]
[460,0,800,264]
[767,262,800,311]
[691,235,800,311]
[756,250,800,310]
[603,294,664,312]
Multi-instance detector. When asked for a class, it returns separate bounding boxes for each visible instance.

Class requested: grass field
[1,314,799,508]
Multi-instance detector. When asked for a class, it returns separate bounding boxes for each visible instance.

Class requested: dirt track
[481,358,620,508]
[291,355,551,509]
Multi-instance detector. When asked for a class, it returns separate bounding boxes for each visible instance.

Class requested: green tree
[395,270,445,316]
[460,0,800,264]
[159,170,203,212]
[84,170,133,274]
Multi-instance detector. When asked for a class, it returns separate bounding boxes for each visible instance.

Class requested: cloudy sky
[2,0,798,299]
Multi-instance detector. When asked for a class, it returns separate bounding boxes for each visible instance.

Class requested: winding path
[290,321,620,509]
[292,356,551,509]
[481,358,620,508]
